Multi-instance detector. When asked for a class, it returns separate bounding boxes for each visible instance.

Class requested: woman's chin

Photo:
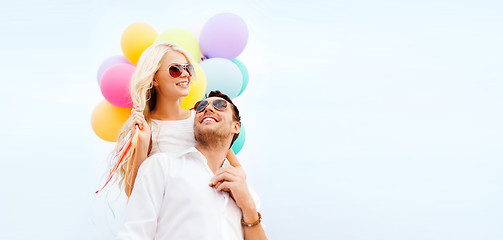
[181,90,190,97]
[176,89,190,98]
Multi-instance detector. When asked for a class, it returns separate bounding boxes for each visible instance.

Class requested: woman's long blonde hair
[113,42,196,191]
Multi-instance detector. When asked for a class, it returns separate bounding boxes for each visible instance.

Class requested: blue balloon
[200,58,242,99]
[232,59,249,97]
[231,124,245,154]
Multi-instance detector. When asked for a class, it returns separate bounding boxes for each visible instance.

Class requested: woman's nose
[179,68,190,78]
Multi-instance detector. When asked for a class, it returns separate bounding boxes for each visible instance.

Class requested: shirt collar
[181,146,229,170]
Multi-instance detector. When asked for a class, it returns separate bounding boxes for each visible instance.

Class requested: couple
[113,43,267,239]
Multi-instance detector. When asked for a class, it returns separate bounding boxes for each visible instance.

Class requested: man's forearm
[241,203,267,240]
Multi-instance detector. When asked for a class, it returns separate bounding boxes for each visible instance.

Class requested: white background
[0,0,502,239]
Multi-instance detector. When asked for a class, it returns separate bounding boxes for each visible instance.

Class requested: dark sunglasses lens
[193,100,201,111]
[196,100,209,112]
[169,64,183,78]
[185,64,194,76]
[213,99,227,110]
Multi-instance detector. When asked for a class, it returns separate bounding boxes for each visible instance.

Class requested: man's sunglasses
[194,99,228,113]
[158,63,194,78]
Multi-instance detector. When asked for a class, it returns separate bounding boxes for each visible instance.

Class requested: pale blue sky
[0,0,502,239]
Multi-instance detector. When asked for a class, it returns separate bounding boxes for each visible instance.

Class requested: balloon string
[96,106,141,195]
[95,139,132,194]
[95,128,136,194]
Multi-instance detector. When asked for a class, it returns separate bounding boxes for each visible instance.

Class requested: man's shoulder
[147,152,177,161]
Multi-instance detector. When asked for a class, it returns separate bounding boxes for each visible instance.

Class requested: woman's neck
[150,97,189,120]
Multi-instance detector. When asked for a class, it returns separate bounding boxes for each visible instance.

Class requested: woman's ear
[153,78,159,87]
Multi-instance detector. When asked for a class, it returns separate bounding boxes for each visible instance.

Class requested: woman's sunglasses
[194,99,228,113]
[158,63,194,78]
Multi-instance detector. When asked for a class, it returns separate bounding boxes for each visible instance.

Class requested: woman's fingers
[131,107,144,113]
[131,110,145,119]
[128,109,149,130]
[132,116,144,129]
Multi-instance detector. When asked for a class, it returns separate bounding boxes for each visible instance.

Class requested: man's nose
[204,105,215,113]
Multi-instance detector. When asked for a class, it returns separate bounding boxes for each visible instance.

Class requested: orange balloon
[91,100,131,142]
[121,23,158,65]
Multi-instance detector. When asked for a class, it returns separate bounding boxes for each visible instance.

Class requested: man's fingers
[216,182,231,192]
[211,172,237,185]
[213,166,238,178]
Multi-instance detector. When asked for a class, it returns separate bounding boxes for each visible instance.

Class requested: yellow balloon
[154,28,201,62]
[180,63,206,110]
[91,100,131,142]
[121,23,158,65]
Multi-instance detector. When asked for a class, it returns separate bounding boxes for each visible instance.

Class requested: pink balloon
[97,55,133,84]
[100,64,136,108]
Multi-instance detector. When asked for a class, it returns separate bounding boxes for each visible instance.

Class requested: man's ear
[231,121,241,134]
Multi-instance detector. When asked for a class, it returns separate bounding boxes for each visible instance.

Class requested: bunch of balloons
[91,13,249,154]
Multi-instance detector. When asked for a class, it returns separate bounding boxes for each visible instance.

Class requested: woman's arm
[226,149,241,167]
[124,107,152,197]
[124,137,150,196]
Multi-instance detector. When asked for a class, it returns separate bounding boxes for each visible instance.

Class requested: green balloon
[154,28,201,62]
[231,124,246,154]
[232,59,249,97]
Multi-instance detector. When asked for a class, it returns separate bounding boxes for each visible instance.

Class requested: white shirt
[149,111,196,155]
[117,147,261,240]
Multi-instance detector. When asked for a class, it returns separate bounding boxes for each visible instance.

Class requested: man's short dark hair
[206,90,241,148]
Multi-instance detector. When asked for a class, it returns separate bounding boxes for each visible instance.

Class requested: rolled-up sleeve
[117,154,167,240]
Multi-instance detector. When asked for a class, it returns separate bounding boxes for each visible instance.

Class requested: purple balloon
[199,13,248,60]
[97,56,133,84]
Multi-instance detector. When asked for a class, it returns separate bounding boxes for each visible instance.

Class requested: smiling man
[117,91,267,240]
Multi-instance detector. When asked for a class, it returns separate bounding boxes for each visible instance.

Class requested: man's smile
[201,115,218,123]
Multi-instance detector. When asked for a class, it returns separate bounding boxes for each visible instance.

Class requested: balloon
[100,63,136,108]
[200,58,242,99]
[199,13,248,59]
[180,63,207,110]
[231,124,245,154]
[91,100,131,142]
[231,59,249,97]
[121,23,158,65]
[154,28,200,62]
[97,56,133,84]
